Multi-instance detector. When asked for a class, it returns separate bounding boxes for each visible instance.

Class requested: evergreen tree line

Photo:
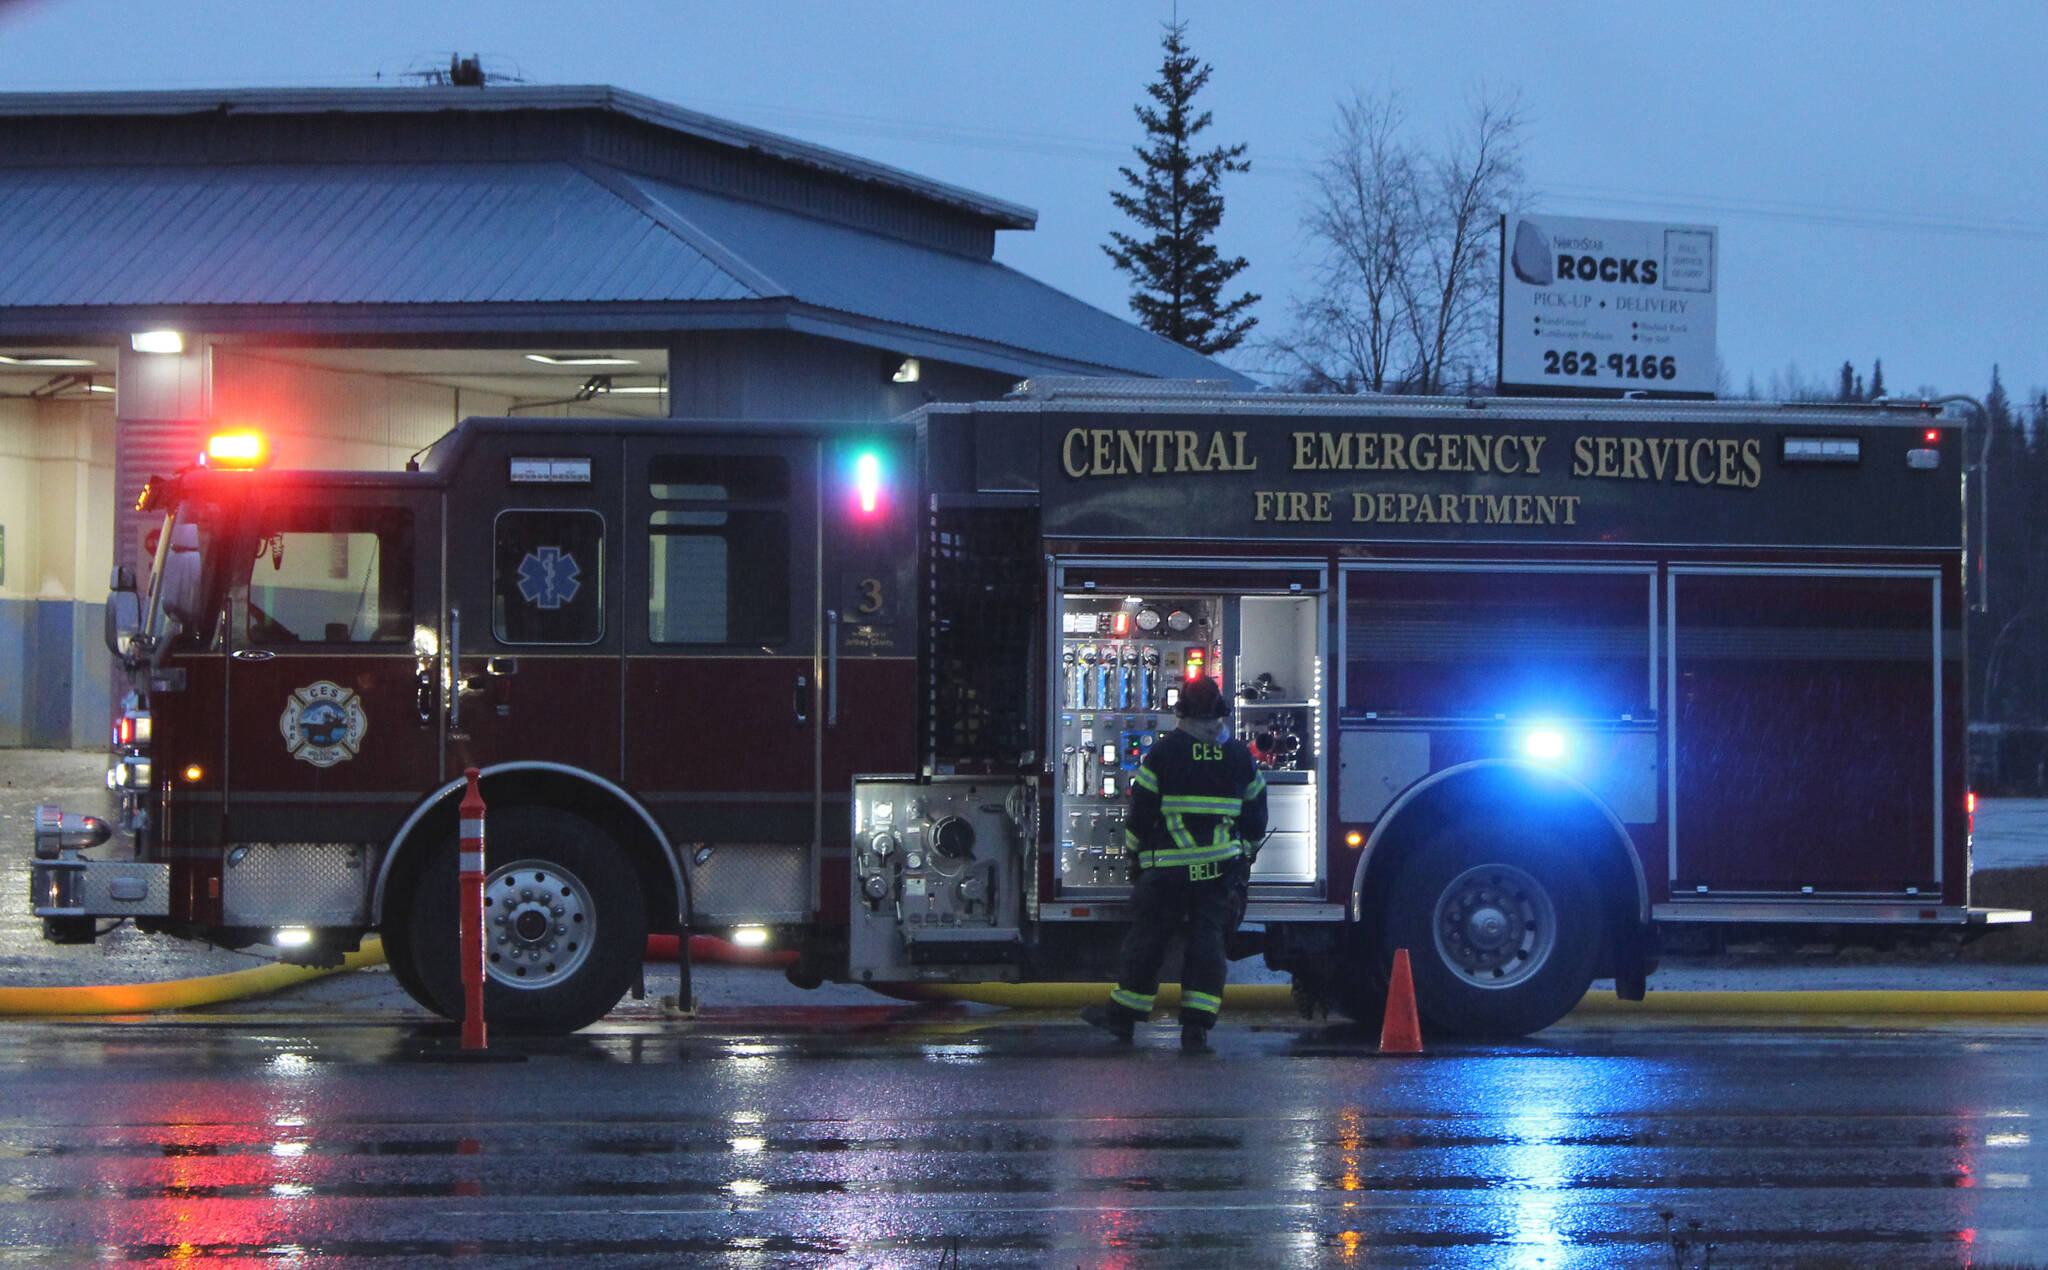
[1105,24,2045,774]
[1971,368,2048,791]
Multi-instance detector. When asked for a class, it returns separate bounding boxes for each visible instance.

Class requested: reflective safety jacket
[1122,728,1269,870]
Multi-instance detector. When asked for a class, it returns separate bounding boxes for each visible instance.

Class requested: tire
[1380,818,1600,1037]
[378,904,432,1011]
[400,805,646,1035]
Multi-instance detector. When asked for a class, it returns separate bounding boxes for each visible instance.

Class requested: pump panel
[848,776,1031,982]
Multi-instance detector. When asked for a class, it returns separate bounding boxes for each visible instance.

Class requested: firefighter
[1081,675,1267,1050]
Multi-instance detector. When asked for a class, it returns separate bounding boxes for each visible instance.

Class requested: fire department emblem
[279,681,368,767]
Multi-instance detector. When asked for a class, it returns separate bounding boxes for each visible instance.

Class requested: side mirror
[105,590,142,658]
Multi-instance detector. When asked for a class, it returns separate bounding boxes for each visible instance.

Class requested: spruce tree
[1868,359,1885,400]
[1103,21,1259,354]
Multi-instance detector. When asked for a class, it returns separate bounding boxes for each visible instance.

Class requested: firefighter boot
[1180,1022,1211,1052]
[1079,1003,1136,1043]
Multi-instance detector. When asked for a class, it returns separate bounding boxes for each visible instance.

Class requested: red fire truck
[31,381,2026,1035]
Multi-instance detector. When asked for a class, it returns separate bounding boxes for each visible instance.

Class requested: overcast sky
[2,0,2042,404]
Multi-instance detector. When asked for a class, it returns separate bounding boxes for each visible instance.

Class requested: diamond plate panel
[689,844,809,922]
[221,843,370,926]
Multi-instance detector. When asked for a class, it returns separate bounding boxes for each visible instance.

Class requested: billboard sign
[1498,214,1716,398]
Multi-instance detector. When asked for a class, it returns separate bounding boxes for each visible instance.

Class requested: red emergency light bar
[200,431,270,469]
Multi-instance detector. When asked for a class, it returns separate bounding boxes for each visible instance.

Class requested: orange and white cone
[1378,948,1423,1054]
[459,768,487,1051]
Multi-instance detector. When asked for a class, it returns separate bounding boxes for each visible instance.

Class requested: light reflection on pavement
[0,1008,2044,1267]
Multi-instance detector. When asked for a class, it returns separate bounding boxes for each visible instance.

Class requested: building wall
[211,350,511,472]
[669,331,1013,421]
[0,395,115,748]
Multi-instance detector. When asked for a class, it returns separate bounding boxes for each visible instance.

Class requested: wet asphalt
[2,1007,2046,1267]
[4,751,2048,1266]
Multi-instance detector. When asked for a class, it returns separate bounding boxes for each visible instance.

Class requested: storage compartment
[1048,575,1326,905]
[1235,594,1321,884]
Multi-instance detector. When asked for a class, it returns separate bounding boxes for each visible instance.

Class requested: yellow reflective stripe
[1137,843,1243,868]
[1181,991,1222,1016]
[1122,828,1142,851]
[1242,775,1266,800]
[1110,988,1154,1012]
[1134,767,1160,793]
[1160,795,1242,814]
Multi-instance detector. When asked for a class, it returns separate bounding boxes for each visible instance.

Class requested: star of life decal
[516,546,582,610]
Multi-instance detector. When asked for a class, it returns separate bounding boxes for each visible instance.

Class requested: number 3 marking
[857,577,884,615]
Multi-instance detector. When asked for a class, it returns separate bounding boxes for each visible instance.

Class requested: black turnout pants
[1112,857,1250,1028]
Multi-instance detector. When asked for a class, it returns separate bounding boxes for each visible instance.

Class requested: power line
[692,97,2048,244]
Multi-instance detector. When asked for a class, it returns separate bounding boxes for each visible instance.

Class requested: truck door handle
[794,674,811,724]
[448,606,461,729]
[415,665,435,724]
[231,649,275,663]
[825,609,839,727]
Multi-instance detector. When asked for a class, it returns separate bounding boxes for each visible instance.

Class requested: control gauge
[1135,607,1162,633]
[1165,609,1194,633]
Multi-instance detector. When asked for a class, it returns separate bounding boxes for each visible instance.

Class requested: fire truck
[31,381,2026,1035]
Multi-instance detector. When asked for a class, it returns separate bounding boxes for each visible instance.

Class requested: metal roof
[624,175,1241,382]
[0,158,1248,383]
[0,162,752,306]
[0,85,1036,230]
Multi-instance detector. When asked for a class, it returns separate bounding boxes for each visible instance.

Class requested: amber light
[183,764,204,784]
[1345,830,1364,847]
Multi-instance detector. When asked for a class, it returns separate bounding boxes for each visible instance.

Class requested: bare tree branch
[1272,87,1529,395]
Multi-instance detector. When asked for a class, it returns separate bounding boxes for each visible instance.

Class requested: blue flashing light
[1522,727,1568,763]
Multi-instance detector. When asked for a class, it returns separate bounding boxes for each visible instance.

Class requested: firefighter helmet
[1176,675,1227,720]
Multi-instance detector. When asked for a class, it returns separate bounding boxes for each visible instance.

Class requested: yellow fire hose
[0,939,389,1016]
[878,981,2048,1015]
[4,938,2046,1018]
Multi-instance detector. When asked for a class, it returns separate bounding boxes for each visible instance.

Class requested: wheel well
[1352,762,1647,966]
[375,766,684,936]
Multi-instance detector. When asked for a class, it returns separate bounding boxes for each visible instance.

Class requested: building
[0,84,1248,747]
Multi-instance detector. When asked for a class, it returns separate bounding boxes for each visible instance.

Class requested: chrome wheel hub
[485,858,594,989]
[1431,863,1557,990]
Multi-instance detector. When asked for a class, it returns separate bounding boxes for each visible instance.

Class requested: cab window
[647,455,789,646]
[244,507,414,645]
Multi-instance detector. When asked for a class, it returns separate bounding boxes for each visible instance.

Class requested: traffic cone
[1378,948,1423,1054]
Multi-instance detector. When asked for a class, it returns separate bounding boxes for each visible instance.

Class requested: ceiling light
[525,353,640,366]
[0,353,97,367]
[604,385,667,395]
[87,383,115,393]
[131,331,184,355]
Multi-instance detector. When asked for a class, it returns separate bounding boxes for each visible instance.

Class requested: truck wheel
[1381,819,1599,1037]
[402,805,646,1035]
[378,915,432,1011]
